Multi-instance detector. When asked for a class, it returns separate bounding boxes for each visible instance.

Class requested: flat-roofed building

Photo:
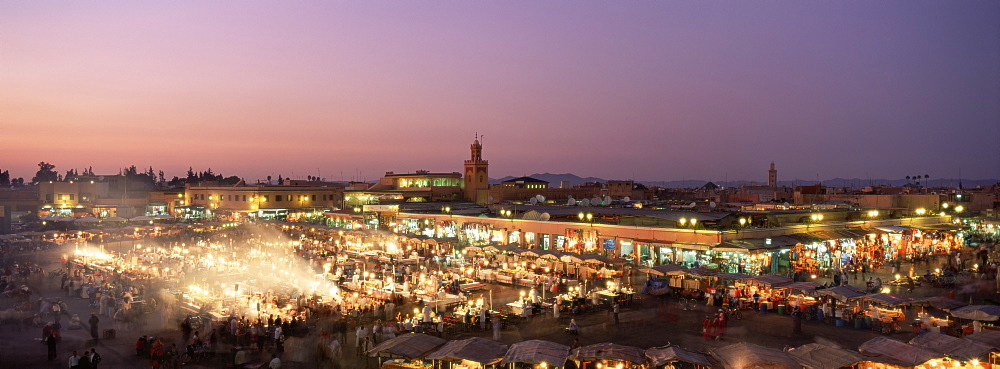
[184,183,344,220]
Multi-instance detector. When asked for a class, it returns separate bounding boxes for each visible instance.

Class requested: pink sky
[2,2,998,183]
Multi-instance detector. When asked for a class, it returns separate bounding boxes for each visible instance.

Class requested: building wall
[185,184,343,212]
[607,181,633,198]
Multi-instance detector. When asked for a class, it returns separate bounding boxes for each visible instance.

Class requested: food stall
[743,275,793,312]
[501,339,570,369]
[857,336,944,369]
[860,293,911,332]
[814,285,867,327]
[782,282,820,315]
[568,343,648,369]
[710,343,801,369]
[425,337,508,369]
[908,332,995,363]
[644,346,713,369]
[786,343,865,369]
[951,305,1000,335]
[367,333,447,368]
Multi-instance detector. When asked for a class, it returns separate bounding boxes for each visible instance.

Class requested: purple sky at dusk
[2,1,998,183]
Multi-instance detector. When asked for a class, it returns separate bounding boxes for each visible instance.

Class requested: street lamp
[678,218,687,227]
[578,212,593,224]
[915,208,926,216]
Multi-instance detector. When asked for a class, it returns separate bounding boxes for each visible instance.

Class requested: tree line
[0,162,244,188]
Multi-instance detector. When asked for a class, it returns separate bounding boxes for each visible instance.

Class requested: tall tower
[768,162,777,188]
[464,135,489,203]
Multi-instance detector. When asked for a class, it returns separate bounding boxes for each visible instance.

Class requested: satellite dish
[623,196,630,202]
[591,197,601,206]
[689,202,697,208]
[783,202,790,207]
[709,201,717,208]
[567,198,576,206]
[488,196,494,202]
[540,213,551,221]
[535,194,544,202]
[581,198,591,206]
[529,197,538,205]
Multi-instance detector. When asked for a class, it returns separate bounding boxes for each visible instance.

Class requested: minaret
[768,162,777,188]
[464,134,489,203]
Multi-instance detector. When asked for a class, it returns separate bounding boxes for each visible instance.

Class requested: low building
[184,183,344,220]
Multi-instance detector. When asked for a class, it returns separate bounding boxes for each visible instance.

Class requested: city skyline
[2,2,998,182]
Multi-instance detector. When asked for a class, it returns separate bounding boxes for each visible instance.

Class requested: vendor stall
[644,346,712,369]
[501,339,570,368]
[569,342,648,369]
[857,336,943,368]
[368,333,448,362]
[710,343,800,369]
[908,332,995,362]
[425,337,508,369]
[787,343,865,369]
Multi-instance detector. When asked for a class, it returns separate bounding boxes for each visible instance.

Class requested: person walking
[46,333,57,361]
[88,313,100,340]
[612,303,620,325]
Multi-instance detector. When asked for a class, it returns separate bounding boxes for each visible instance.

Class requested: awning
[645,346,712,368]
[639,264,686,277]
[816,285,866,301]
[788,343,865,369]
[747,275,793,288]
[569,343,647,366]
[875,226,912,233]
[951,305,1000,321]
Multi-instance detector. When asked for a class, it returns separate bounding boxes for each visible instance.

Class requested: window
[312,195,316,201]
[276,195,283,201]
[46,194,53,202]
[69,194,75,200]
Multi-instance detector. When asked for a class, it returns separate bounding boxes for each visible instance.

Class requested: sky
[2,1,998,183]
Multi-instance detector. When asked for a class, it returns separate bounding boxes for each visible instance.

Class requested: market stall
[965,330,1000,348]
[710,343,800,369]
[857,336,943,368]
[908,332,995,362]
[644,346,712,369]
[952,305,1000,322]
[787,343,865,369]
[425,337,508,369]
[501,339,570,368]
[782,282,820,315]
[859,293,911,332]
[569,342,648,369]
[741,275,793,312]
[368,333,448,365]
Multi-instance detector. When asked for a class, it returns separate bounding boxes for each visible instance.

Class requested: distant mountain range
[491,173,998,189]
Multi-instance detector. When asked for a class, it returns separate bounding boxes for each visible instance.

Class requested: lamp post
[808,213,823,232]
[577,212,593,225]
